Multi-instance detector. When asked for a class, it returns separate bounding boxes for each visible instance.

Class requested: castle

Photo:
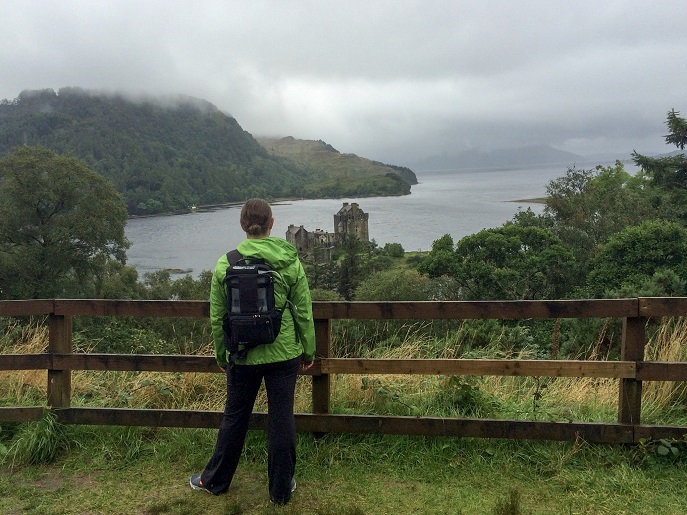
[286,202,369,261]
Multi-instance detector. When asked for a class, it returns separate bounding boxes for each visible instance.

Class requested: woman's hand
[300,360,314,372]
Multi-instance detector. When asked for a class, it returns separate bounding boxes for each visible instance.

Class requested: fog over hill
[409,144,602,172]
[0,88,417,214]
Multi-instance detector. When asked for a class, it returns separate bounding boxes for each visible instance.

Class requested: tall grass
[641,317,687,423]
[0,320,48,404]
[3,316,687,468]
[4,411,70,466]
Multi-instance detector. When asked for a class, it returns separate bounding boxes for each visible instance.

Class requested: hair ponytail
[240,199,272,236]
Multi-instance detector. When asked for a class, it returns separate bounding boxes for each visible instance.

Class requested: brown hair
[240,198,272,236]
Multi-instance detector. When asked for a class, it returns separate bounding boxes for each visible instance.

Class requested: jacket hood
[236,236,298,270]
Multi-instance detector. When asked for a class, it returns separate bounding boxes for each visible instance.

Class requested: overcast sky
[2,0,685,166]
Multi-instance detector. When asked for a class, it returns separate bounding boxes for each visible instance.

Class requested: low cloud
[1,0,684,165]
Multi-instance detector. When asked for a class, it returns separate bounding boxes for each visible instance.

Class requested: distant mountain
[257,136,417,197]
[409,144,588,171]
[0,88,415,215]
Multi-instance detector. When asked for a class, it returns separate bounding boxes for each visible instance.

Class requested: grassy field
[2,425,687,514]
[3,319,687,514]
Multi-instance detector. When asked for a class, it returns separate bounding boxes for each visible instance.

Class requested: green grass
[4,318,687,513]
[2,423,687,514]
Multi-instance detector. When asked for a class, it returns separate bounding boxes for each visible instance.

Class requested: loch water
[124,165,578,277]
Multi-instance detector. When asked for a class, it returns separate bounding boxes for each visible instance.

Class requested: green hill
[258,136,417,197]
[0,88,415,215]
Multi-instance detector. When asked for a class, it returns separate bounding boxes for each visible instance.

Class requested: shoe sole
[270,478,297,505]
[189,475,212,494]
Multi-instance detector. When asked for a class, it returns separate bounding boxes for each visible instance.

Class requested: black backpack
[221,250,284,365]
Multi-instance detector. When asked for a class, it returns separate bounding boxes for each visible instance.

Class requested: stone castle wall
[286,202,369,260]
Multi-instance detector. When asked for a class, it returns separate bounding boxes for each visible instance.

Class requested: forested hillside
[258,136,417,197]
[0,88,415,215]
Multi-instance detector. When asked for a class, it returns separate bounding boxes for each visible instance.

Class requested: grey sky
[2,0,685,166]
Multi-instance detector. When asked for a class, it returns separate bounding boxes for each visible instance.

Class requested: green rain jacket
[210,236,316,367]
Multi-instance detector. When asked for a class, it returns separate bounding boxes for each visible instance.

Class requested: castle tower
[286,225,309,253]
[334,202,369,242]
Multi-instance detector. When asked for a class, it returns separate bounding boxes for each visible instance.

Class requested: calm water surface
[125,166,572,276]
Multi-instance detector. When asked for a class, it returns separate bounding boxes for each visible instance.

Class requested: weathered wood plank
[6,298,682,319]
[54,407,225,428]
[639,297,687,317]
[48,314,72,408]
[52,408,634,443]
[618,317,647,425]
[0,354,51,370]
[0,299,54,316]
[637,362,687,382]
[634,424,687,442]
[50,354,319,374]
[38,408,687,444]
[312,299,638,320]
[294,414,635,443]
[1,298,643,320]
[52,353,220,373]
[55,407,270,430]
[53,299,208,318]
[321,358,636,378]
[312,318,331,416]
[0,406,46,423]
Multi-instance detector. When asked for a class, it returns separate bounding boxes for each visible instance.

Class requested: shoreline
[508,197,546,204]
[127,191,413,219]
[128,194,548,220]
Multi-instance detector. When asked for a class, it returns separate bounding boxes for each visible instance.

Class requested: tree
[354,269,433,301]
[337,236,366,300]
[665,108,687,150]
[418,226,577,300]
[586,220,687,298]
[452,225,577,300]
[544,166,596,228]
[417,234,457,278]
[0,146,129,299]
[633,109,687,223]
[543,162,653,265]
[382,242,405,258]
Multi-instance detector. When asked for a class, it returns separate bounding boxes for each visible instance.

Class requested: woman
[190,198,315,505]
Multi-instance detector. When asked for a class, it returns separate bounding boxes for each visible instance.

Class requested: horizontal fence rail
[2,298,687,443]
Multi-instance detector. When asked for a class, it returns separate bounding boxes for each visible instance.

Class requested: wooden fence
[2,298,687,444]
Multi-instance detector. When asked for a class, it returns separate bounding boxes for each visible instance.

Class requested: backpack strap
[226,249,242,266]
[227,249,266,268]
[225,249,243,368]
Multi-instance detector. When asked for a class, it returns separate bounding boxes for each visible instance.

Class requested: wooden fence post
[618,316,647,426]
[48,314,72,408]
[312,318,331,419]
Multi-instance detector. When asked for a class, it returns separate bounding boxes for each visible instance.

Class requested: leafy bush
[382,242,405,258]
[433,376,501,417]
[354,268,433,301]
[587,220,687,298]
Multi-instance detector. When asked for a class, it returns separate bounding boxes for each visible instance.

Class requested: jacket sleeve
[209,261,229,368]
[289,259,316,361]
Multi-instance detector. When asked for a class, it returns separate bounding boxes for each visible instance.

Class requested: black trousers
[200,356,300,501]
